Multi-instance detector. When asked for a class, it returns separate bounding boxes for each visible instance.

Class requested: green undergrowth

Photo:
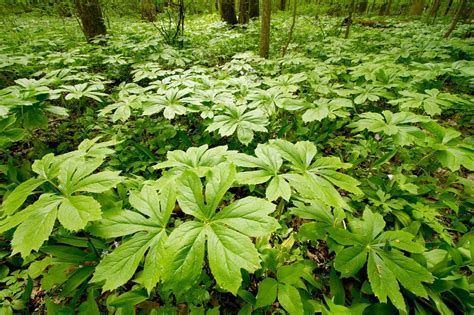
[0,12,473,315]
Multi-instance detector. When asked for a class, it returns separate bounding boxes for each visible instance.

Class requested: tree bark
[73,0,107,42]
[344,0,355,39]
[249,0,259,19]
[444,0,454,16]
[429,0,441,16]
[259,0,271,58]
[239,0,250,24]
[378,2,387,15]
[281,0,297,57]
[357,0,368,13]
[444,0,467,38]
[220,0,238,25]
[141,0,156,22]
[279,0,286,11]
[460,3,472,22]
[409,0,425,15]
[383,0,392,15]
[428,0,441,23]
[369,0,377,14]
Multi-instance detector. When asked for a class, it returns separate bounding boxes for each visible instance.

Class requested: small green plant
[1,138,122,257]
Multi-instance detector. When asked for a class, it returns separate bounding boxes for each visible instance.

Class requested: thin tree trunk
[379,1,387,15]
[259,0,271,58]
[384,0,393,15]
[141,0,156,22]
[249,0,259,18]
[239,0,250,24]
[444,0,454,16]
[73,0,106,42]
[176,0,185,47]
[369,0,377,14]
[357,0,368,13]
[282,0,297,57]
[429,0,441,16]
[409,0,425,15]
[279,0,286,11]
[220,0,238,25]
[344,0,355,39]
[444,0,467,38]
[460,3,472,22]
[428,0,441,23]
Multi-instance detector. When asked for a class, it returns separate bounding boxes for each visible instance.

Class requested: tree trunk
[444,0,467,38]
[259,0,271,58]
[428,0,441,23]
[282,0,297,57]
[444,0,454,16]
[369,0,377,14]
[239,0,250,24]
[344,0,355,39]
[220,0,238,25]
[383,0,392,15]
[460,3,472,22]
[409,0,425,16]
[429,0,441,16]
[379,2,387,15]
[74,0,107,42]
[141,0,156,22]
[249,0,259,18]
[279,0,286,11]
[357,0,368,13]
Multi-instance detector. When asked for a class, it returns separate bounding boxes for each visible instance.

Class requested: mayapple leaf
[90,185,175,292]
[207,104,268,145]
[436,145,474,172]
[317,170,363,195]
[11,195,61,257]
[232,144,290,201]
[334,246,369,277]
[142,232,168,293]
[368,252,406,311]
[348,111,430,146]
[236,170,272,185]
[58,158,103,195]
[378,250,432,298]
[176,170,207,220]
[71,171,123,194]
[270,139,317,172]
[88,210,160,239]
[207,224,260,294]
[302,104,330,123]
[331,209,434,312]
[153,145,231,177]
[423,122,474,171]
[205,163,236,214]
[266,175,291,201]
[162,164,277,295]
[161,221,207,294]
[213,196,277,237]
[1,178,46,215]
[57,196,102,232]
[91,232,155,291]
[31,153,60,180]
[129,185,162,219]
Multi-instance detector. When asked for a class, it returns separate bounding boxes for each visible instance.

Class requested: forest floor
[0,12,473,314]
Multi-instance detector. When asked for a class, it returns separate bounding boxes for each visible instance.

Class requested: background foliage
[0,0,473,314]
